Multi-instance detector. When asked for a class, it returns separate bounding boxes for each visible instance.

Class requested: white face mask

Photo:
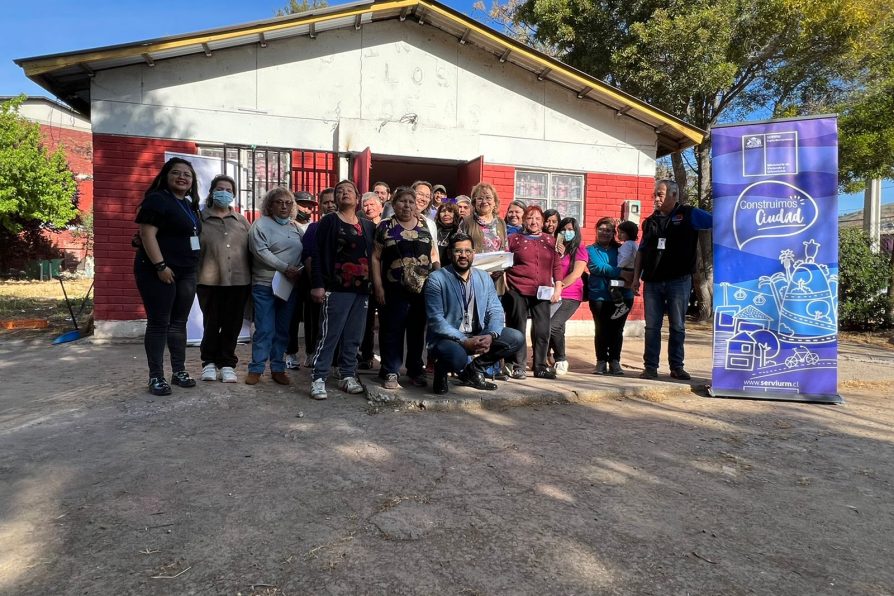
[212,190,234,207]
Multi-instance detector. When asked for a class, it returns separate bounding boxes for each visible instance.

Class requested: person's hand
[556,242,566,256]
[632,279,641,296]
[157,267,174,284]
[311,288,325,303]
[284,266,302,282]
[475,334,493,353]
[374,286,386,305]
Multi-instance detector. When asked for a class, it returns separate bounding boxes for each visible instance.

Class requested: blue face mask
[562,230,576,242]
[212,190,234,207]
[274,216,291,225]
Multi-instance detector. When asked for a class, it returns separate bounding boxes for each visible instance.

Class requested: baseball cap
[433,184,447,194]
[295,191,316,204]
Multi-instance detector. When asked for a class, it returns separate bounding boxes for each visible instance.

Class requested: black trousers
[359,301,379,361]
[134,259,197,380]
[502,288,551,371]
[286,274,309,356]
[197,284,250,368]
[548,298,581,361]
[588,298,633,362]
[430,327,525,374]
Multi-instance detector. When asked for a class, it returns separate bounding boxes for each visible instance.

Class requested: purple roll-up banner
[709,116,842,403]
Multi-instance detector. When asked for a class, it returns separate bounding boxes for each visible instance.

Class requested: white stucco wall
[91,20,656,176]
[18,98,91,131]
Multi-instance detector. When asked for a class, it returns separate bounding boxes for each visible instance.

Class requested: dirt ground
[1,331,893,595]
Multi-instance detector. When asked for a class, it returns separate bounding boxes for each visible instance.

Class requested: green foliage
[0,95,78,235]
[837,20,894,191]
[838,228,891,330]
[274,0,327,16]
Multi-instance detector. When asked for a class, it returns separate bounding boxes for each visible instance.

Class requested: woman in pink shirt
[548,217,589,375]
[503,205,564,380]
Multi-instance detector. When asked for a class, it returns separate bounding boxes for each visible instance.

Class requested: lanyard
[174,197,198,232]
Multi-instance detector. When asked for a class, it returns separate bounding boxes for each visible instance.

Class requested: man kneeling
[425,233,524,393]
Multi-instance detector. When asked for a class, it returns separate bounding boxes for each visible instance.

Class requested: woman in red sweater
[503,205,564,379]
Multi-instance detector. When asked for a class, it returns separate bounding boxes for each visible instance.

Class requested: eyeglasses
[452,248,474,255]
[272,200,294,206]
[170,170,193,179]
[597,227,615,233]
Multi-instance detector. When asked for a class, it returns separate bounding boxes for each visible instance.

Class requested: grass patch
[0,279,94,338]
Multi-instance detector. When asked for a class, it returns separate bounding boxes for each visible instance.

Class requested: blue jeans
[249,284,298,374]
[311,291,369,381]
[643,274,691,371]
[430,328,525,374]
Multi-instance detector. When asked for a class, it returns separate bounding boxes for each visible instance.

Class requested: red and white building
[17,0,703,339]
[6,96,93,269]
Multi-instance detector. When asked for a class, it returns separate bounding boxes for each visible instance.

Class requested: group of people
[133,157,711,398]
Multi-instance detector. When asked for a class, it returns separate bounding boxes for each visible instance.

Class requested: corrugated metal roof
[15,0,704,154]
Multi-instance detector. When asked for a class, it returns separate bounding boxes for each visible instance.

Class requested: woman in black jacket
[134,157,201,396]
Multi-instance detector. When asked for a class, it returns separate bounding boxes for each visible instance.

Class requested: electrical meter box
[621,199,641,224]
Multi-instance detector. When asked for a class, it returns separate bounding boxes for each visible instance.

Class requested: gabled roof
[735,305,772,321]
[15,0,704,155]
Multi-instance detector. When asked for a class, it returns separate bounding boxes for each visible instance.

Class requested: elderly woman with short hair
[503,205,563,380]
[246,187,304,386]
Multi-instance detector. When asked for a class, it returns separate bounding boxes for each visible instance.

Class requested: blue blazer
[424,265,505,347]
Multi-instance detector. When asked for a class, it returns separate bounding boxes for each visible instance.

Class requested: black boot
[458,361,497,391]
[433,366,450,394]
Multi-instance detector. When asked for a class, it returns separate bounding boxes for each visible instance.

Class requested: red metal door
[457,155,484,195]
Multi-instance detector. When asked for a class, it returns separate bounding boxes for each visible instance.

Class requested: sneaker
[303,354,315,368]
[339,376,364,394]
[170,370,196,388]
[554,360,569,376]
[220,367,238,383]
[533,368,556,379]
[670,368,692,380]
[593,360,607,375]
[148,377,172,396]
[310,378,328,400]
[285,353,301,370]
[639,367,659,380]
[201,363,218,381]
[245,372,261,385]
[609,360,624,376]
[510,366,526,380]
[383,373,400,390]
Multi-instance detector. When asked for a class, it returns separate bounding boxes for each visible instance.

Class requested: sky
[2,0,889,214]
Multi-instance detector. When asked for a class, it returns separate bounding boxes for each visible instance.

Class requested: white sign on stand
[164,151,253,346]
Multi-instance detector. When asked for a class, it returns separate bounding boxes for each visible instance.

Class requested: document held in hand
[272,271,294,301]
[472,251,514,272]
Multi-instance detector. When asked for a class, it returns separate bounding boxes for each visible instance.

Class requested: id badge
[657,238,667,250]
[190,235,200,251]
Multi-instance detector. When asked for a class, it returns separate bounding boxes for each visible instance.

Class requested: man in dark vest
[632,179,712,380]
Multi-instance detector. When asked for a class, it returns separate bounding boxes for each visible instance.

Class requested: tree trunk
[690,139,714,321]
[887,245,894,327]
[671,152,688,202]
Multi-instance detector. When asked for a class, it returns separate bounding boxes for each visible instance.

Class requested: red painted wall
[38,124,94,265]
[92,134,197,321]
[482,162,654,323]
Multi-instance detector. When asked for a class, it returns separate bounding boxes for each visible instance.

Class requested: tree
[274,0,327,16]
[0,95,78,235]
[837,19,894,192]
[838,228,891,330]
[497,0,893,319]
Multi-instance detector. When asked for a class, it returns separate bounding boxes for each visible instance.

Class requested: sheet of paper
[537,285,554,300]
[272,271,294,301]
[472,251,514,272]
